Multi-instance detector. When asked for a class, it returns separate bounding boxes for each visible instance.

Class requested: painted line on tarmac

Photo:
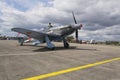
[22,57,120,80]
[0,53,38,57]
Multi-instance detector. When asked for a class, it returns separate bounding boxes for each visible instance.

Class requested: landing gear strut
[63,37,69,48]
[45,36,55,50]
[18,38,24,46]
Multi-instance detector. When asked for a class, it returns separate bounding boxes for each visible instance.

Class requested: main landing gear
[63,37,69,48]
[45,36,55,50]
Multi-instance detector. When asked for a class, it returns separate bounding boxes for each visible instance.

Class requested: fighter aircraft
[11,12,82,50]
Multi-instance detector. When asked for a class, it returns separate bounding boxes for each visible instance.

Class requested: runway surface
[0,40,120,80]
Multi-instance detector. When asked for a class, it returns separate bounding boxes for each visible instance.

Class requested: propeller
[72,11,79,42]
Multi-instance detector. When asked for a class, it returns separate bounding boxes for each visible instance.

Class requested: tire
[20,43,23,46]
[64,43,69,48]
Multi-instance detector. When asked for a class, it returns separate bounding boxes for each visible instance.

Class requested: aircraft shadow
[33,46,97,52]
[16,44,45,47]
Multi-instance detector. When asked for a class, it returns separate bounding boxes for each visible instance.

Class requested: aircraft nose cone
[78,24,83,29]
[73,24,83,29]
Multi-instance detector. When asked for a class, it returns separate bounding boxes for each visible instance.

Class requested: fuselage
[47,25,75,37]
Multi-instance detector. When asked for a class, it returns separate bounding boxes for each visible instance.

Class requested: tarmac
[0,40,120,80]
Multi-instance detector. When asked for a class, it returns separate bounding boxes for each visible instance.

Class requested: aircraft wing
[11,28,61,42]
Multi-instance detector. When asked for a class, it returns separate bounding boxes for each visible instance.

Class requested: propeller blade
[72,11,78,42]
[72,11,77,24]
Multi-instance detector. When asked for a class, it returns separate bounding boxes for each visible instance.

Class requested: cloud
[0,0,120,41]
[78,25,120,41]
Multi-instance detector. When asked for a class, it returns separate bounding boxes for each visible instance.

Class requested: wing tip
[11,28,20,32]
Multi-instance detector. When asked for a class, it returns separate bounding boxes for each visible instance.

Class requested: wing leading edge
[12,28,45,40]
[11,28,62,42]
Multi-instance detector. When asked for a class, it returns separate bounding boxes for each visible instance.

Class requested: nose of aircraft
[72,24,82,29]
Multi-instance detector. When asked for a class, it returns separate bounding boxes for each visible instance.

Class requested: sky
[0,0,120,41]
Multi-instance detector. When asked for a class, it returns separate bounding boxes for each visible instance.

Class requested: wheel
[47,47,55,50]
[20,43,23,46]
[51,47,55,50]
[64,43,69,48]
